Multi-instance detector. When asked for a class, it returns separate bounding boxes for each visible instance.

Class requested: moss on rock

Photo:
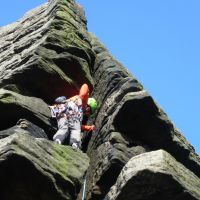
[0,133,89,200]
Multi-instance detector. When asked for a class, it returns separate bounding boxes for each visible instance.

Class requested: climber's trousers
[53,117,81,148]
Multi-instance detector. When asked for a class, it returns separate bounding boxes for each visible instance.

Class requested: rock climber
[49,83,97,149]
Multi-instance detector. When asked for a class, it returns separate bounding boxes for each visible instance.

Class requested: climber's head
[54,96,67,104]
[86,98,97,115]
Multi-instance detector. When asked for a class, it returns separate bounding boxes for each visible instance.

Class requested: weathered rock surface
[0,89,53,134]
[84,141,149,200]
[0,119,48,139]
[0,0,199,200]
[0,0,94,103]
[113,91,200,176]
[83,34,200,199]
[104,150,200,200]
[0,133,89,200]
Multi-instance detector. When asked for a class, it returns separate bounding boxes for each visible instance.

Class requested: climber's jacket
[61,100,83,124]
[49,83,95,132]
[69,83,95,131]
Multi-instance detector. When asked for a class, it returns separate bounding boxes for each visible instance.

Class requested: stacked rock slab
[0,133,89,200]
[0,0,93,199]
[0,0,94,106]
[104,150,200,200]
[84,34,200,200]
[0,0,199,200]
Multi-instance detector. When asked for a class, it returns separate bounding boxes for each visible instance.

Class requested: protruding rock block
[0,133,90,200]
[113,91,200,177]
[0,0,199,200]
[0,0,94,103]
[0,89,53,134]
[105,150,200,200]
[85,141,149,200]
[0,119,48,139]
[85,33,200,200]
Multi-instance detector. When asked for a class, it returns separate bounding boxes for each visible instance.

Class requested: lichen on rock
[0,133,89,200]
[0,0,199,200]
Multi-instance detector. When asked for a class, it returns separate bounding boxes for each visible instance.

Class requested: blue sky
[0,0,199,154]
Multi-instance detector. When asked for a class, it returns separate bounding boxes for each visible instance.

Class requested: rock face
[0,119,48,139]
[84,35,200,199]
[104,150,200,200]
[0,89,53,133]
[0,0,199,200]
[0,0,94,104]
[0,133,89,200]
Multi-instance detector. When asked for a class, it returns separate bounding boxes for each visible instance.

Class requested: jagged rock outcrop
[84,34,200,199]
[0,133,89,200]
[0,89,53,133]
[0,0,199,200]
[0,0,94,104]
[105,150,200,200]
[0,119,48,139]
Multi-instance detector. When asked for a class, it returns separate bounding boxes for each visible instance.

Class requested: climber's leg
[69,121,81,149]
[53,118,69,144]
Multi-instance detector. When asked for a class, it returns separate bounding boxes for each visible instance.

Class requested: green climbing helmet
[87,98,97,114]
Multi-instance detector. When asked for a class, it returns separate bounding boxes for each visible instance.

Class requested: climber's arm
[79,84,89,110]
[81,125,95,132]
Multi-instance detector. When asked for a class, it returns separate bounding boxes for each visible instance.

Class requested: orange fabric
[81,125,95,132]
[69,84,93,132]
[79,83,89,110]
